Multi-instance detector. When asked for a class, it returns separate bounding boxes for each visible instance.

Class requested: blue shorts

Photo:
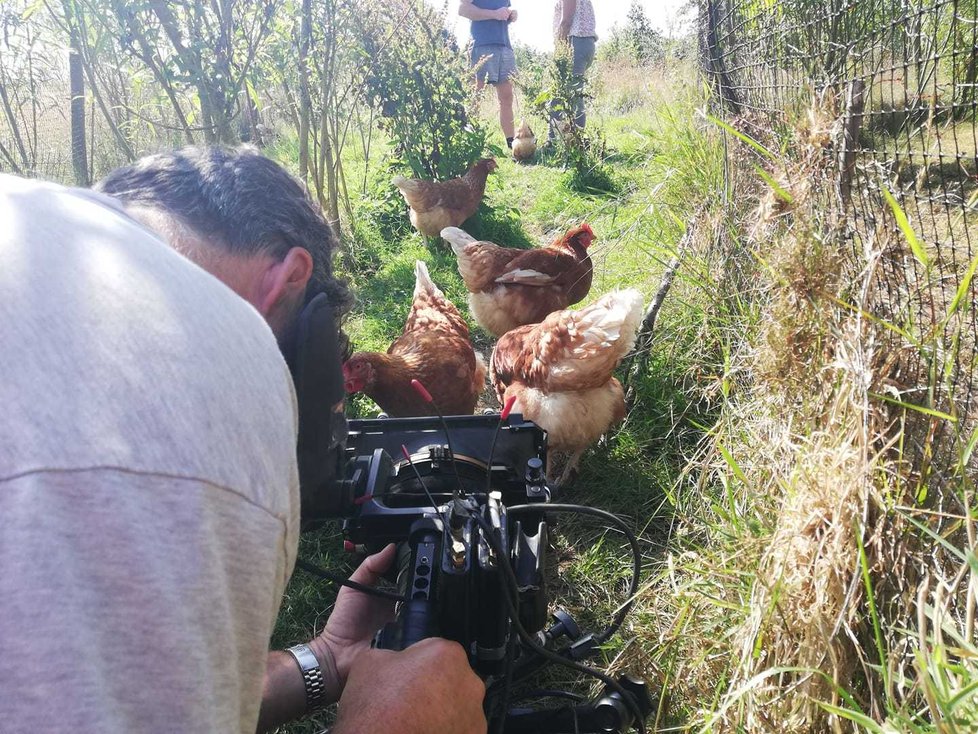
[472,44,517,84]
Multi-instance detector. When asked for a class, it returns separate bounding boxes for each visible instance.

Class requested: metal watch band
[286,643,327,710]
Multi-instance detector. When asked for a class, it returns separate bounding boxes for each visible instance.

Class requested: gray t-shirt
[0,174,301,732]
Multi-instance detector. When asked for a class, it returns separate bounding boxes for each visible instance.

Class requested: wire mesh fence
[702,0,978,463]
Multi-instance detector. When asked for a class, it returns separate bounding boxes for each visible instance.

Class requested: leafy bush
[523,42,618,194]
[354,0,489,180]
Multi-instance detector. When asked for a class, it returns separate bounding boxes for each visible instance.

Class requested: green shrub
[354,1,489,180]
[524,43,618,195]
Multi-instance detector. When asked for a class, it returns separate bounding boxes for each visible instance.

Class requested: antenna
[485,395,518,497]
[411,379,466,501]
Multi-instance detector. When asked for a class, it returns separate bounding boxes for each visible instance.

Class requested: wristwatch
[286,643,327,710]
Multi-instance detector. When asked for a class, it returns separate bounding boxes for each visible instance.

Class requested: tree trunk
[68,33,90,185]
[71,3,136,162]
[0,138,23,174]
[298,0,312,181]
[0,65,31,169]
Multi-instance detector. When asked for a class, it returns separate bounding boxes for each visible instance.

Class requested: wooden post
[838,79,866,209]
[700,0,741,114]
[624,216,699,410]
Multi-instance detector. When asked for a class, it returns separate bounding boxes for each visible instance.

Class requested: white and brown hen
[512,119,537,162]
[490,289,644,485]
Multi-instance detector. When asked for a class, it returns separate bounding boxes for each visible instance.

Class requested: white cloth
[0,174,301,733]
[553,0,597,38]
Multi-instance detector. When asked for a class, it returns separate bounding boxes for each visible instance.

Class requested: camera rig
[317,412,653,734]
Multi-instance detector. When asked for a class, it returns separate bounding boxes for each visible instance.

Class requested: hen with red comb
[343,261,486,417]
[441,223,596,337]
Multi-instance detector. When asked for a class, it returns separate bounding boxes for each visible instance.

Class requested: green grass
[272,59,725,733]
[268,43,978,734]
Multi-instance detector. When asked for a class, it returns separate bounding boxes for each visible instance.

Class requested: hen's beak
[344,378,359,393]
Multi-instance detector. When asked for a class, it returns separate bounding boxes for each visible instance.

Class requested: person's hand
[332,639,487,734]
[493,7,513,21]
[310,544,397,688]
[557,21,571,41]
[508,8,518,22]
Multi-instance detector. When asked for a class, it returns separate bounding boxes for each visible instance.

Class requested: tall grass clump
[649,84,978,732]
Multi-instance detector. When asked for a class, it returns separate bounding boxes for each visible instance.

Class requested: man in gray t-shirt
[0,149,485,733]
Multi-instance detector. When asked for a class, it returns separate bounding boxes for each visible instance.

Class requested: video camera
[290,295,653,733]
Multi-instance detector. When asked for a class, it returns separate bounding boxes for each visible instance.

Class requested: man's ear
[257,247,314,320]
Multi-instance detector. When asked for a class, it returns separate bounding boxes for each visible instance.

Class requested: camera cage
[339,413,548,544]
[316,413,652,733]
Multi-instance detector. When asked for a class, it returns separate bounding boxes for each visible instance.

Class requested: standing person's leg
[495,45,518,145]
[570,36,596,128]
[496,80,516,143]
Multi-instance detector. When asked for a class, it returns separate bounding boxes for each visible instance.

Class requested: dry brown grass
[666,89,978,732]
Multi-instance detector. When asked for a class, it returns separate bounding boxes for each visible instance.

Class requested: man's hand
[507,8,518,22]
[332,639,487,734]
[310,544,397,688]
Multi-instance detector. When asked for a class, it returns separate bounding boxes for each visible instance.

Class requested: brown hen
[441,223,595,337]
[490,289,644,485]
[392,159,497,238]
[344,261,486,416]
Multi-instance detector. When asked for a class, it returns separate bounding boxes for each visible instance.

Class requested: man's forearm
[257,651,310,733]
[459,1,506,21]
[256,641,341,733]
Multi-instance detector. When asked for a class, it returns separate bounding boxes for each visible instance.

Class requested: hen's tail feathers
[413,260,444,299]
[392,175,423,200]
[441,226,476,255]
[579,289,645,360]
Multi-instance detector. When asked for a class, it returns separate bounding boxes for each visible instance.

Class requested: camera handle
[374,518,442,651]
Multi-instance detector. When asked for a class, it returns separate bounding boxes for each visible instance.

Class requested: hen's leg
[553,450,584,489]
[545,451,564,485]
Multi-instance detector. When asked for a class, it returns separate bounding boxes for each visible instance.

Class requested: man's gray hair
[97,146,353,355]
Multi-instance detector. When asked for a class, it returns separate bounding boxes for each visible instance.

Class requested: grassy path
[271,62,722,732]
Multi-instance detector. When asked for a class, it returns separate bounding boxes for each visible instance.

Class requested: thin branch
[624,214,700,410]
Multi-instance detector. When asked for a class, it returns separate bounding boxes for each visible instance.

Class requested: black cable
[515,690,587,703]
[434,407,467,501]
[295,558,408,603]
[474,514,648,734]
[490,628,519,734]
[485,416,506,498]
[508,503,642,644]
[485,395,517,498]
[410,380,466,501]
